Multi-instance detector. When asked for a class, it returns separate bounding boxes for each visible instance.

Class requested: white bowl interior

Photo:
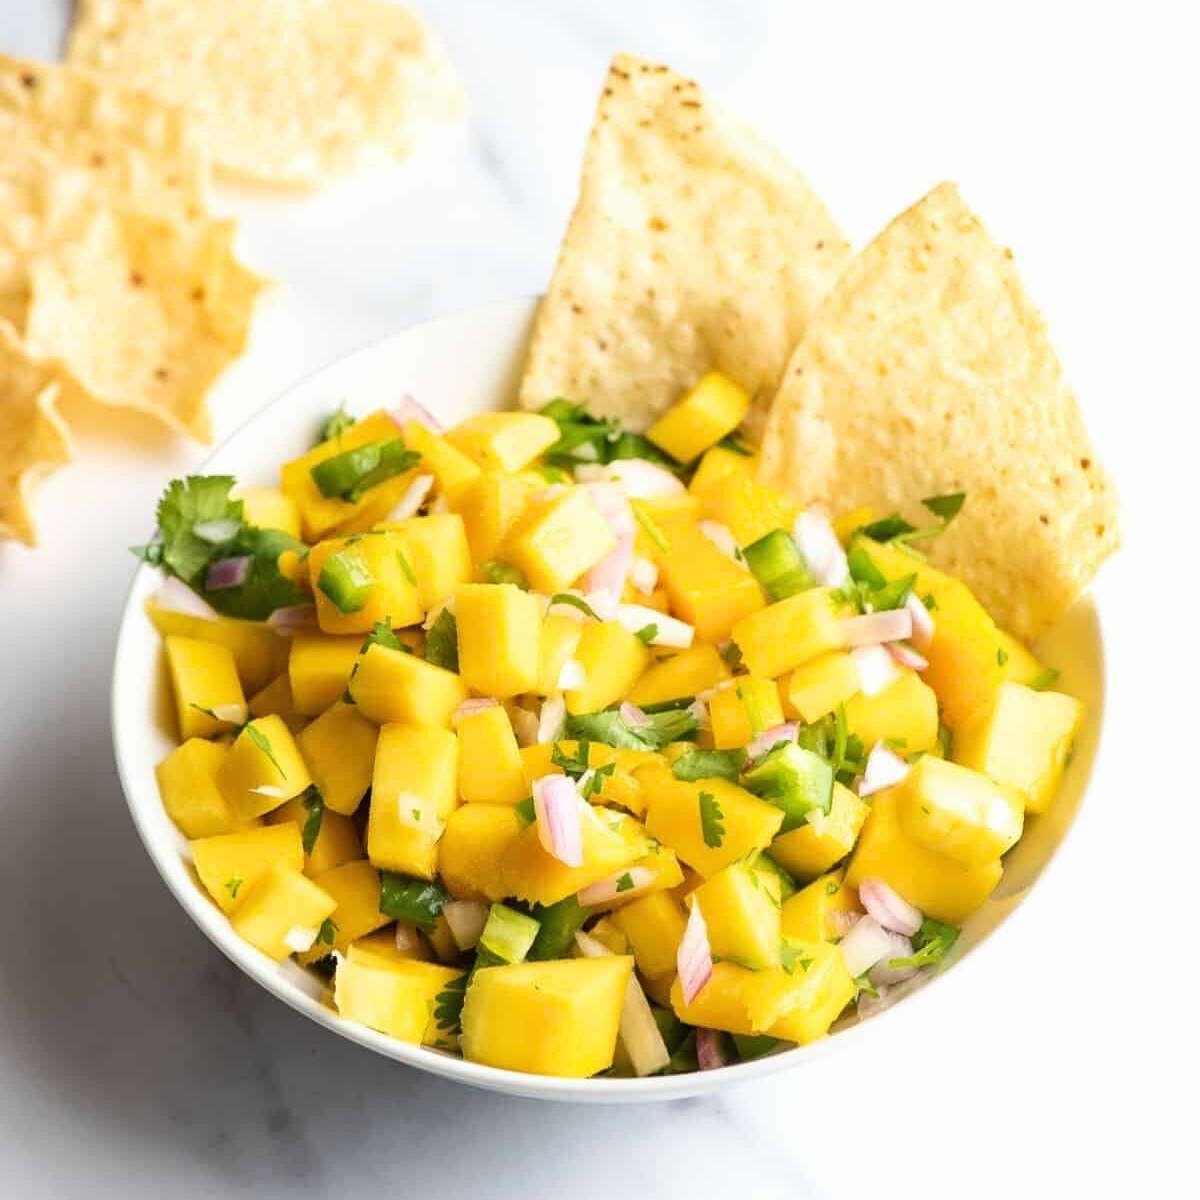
[112,296,1106,1102]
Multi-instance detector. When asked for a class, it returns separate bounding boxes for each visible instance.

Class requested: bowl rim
[110,295,1109,1102]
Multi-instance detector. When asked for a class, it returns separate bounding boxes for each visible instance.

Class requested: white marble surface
[1,2,1196,1197]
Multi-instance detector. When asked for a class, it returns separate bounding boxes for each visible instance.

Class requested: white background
[1,2,1197,1197]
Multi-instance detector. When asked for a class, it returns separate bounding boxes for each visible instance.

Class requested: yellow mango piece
[500,805,640,906]
[288,633,363,716]
[647,372,750,463]
[700,476,797,548]
[266,795,361,877]
[766,939,856,1045]
[893,756,1024,867]
[731,588,842,681]
[229,860,336,961]
[783,652,862,723]
[460,957,633,1077]
[235,484,300,539]
[611,890,688,978]
[692,861,781,969]
[780,869,862,943]
[347,928,431,967]
[248,672,297,722]
[656,518,764,643]
[457,705,526,805]
[280,411,411,541]
[438,804,525,900]
[368,725,459,878]
[670,961,805,1036]
[454,583,541,698]
[349,642,468,727]
[165,635,247,740]
[857,537,1005,729]
[504,487,616,593]
[217,715,312,819]
[628,644,731,707]
[770,783,868,882]
[565,620,651,715]
[426,913,460,963]
[833,506,876,544]
[447,411,559,473]
[157,739,246,839]
[843,670,940,755]
[688,444,755,499]
[146,598,288,694]
[845,791,1003,923]
[604,842,684,905]
[996,630,1046,686]
[299,860,390,958]
[379,514,473,610]
[307,531,423,635]
[519,742,658,816]
[536,612,583,696]
[192,823,303,915]
[335,955,463,1046]
[295,701,378,815]
[644,777,783,878]
[450,470,541,565]
[954,682,1084,815]
[587,916,629,955]
[708,677,784,748]
[400,421,480,498]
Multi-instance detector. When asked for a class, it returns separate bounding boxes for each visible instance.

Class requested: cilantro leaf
[316,917,338,947]
[154,475,243,584]
[300,786,324,854]
[318,407,356,444]
[634,623,659,645]
[671,748,746,783]
[854,973,879,998]
[997,647,1009,666]
[395,548,417,585]
[580,762,616,800]
[378,872,448,928]
[564,706,698,751]
[478,560,528,588]
[699,791,725,848]
[550,740,592,779]
[1030,667,1060,691]
[922,492,966,524]
[514,796,536,827]
[224,877,243,899]
[629,499,668,553]
[244,722,285,777]
[549,593,600,620]
[361,620,402,653]
[780,942,813,975]
[886,917,959,970]
[432,973,469,1034]
[423,608,459,672]
[615,872,636,893]
[539,398,683,475]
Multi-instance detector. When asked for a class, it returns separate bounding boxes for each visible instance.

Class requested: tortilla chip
[759,183,1118,639]
[22,209,263,442]
[67,0,464,186]
[518,54,850,433]
[0,324,73,545]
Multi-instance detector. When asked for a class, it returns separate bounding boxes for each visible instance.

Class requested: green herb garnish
[423,608,459,672]
[886,917,960,970]
[300,786,324,854]
[564,705,698,751]
[378,872,449,929]
[316,917,338,946]
[549,593,600,620]
[318,407,356,444]
[244,722,285,777]
[432,973,469,1034]
[634,623,659,644]
[478,560,528,588]
[671,747,746,783]
[699,790,725,848]
[1029,667,1060,691]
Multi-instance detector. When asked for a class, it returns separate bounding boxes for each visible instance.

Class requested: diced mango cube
[628,644,731,707]
[457,706,526,805]
[536,612,583,696]
[565,620,651,715]
[299,860,390,958]
[770,783,868,882]
[766,939,856,1045]
[688,444,756,499]
[349,642,468,727]
[780,869,862,943]
[647,372,750,463]
[400,421,481,498]
[644,777,783,878]
[308,532,423,635]
[670,961,812,1036]
[379,514,473,609]
[893,756,1024,867]
[783,652,862,723]
[165,635,247,740]
[612,891,688,979]
[192,823,304,914]
[156,738,244,838]
[996,631,1046,686]
[954,682,1083,815]
[460,957,633,1077]
[248,672,297,724]
[450,471,542,564]
[447,412,559,473]
[691,861,781,969]
[218,715,312,819]
[845,791,1002,923]
[454,583,541,698]
[347,928,431,967]
[228,860,336,961]
[288,633,363,716]
[295,701,378,815]
[844,670,940,755]
[235,484,301,539]
[438,804,525,900]
[587,916,629,955]
[503,487,616,593]
[731,588,842,680]
[335,955,464,1045]
[708,677,783,748]
[266,795,361,877]
[700,476,797,548]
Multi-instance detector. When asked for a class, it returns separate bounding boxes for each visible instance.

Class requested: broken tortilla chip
[22,208,263,443]
[0,324,73,545]
[759,182,1118,640]
[67,0,464,187]
[517,53,851,434]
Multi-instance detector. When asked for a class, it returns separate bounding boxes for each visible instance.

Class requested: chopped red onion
[887,641,929,671]
[696,1027,729,1071]
[840,608,913,647]
[619,701,650,728]
[584,589,619,621]
[603,458,685,499]
[205,555,251,591]
[532,775,584,867]
[389,394,442,432]
[450,697,500,726]
[614,603,694,648]
[576,866,656,907]
[536,694,565,744]
[868,931,919,987]
[905,592,935,651]
[677,901,713,1005]
[849,644,900,697]
[585,481,637,537]
[838,913,894,977]
[192,517,241,545]
[267,604,317,635]
[794,511,849,588]
[393,922,425,956]
[628,555,659,595]
[385,473,435,520]
[858,743,911,798]
[284,925,319,954]
[745,722,799,762]
[828,909,863,939]
[250,784,288,799]
[698,520,746,568]
[210,703,247,725]
[857,877,923,936]
[442,900,488,950]
[581,534,633,604]
[152,576,218,621]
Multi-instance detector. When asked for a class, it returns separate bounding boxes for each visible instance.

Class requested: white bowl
[111,296,1107,1103]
